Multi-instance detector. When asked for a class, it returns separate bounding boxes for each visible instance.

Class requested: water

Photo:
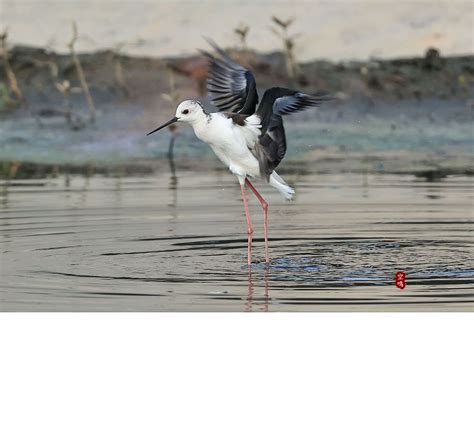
[0,170,473,311]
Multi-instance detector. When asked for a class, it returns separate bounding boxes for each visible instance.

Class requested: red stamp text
[395,271,406,289]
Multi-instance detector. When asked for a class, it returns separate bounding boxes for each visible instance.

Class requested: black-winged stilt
[147,42,332,265]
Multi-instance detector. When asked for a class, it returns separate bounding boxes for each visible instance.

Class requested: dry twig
[234,25,250,51]
[270,16,300,81]
[0,30,23,102]
[111,42,129,96]
[68,22,96,123]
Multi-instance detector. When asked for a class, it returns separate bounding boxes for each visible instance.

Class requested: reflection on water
[167,134,178,211]
[245,268,269,312]
[0,170,472,311]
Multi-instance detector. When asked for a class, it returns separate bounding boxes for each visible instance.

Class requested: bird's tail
[269,171,295,200]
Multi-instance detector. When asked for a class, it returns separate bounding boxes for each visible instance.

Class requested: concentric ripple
[1,172,472,311]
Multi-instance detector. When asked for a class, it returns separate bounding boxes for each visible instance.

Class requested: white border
[0,314,472,428]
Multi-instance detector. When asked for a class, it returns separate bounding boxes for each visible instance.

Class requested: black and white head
[175,100,205,123]
[146,100,206,136]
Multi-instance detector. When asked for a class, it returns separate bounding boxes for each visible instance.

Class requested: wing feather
[203,40,259,114]
[254,87,333,179]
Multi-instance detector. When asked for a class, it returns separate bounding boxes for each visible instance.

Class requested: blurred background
[0,0,473,175]
[4,0,473,59]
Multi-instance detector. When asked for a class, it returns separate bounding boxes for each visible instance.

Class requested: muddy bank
[2,45,473,112]
[0,46,473,178]
[1,148,473,181]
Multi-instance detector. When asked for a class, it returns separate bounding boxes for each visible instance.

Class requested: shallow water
[0,170,473,311]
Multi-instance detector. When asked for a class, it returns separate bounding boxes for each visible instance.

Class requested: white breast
[192,113,261,178]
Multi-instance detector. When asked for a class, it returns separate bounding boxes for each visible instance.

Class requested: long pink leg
[245,178,269,263]
[245,267,254,312]
[240,184,253,265]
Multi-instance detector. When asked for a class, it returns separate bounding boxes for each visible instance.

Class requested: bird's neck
[188,112,215,142]
[189,111,212,130]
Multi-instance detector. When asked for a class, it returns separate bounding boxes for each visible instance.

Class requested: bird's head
[175,100,205,123]
[146,100,206,136]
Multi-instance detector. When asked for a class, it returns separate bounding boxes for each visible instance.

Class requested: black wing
[203,41,259,114]
[254,87,333,179]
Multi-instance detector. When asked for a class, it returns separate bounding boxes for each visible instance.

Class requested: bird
[147,42,333,266]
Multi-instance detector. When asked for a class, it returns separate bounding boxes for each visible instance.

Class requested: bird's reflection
[0,183,8,209]
[167,133,178,214]
[168,133,177,187]
[245,269,254,312]
[168,130,176,159]
[245,266,270,312]
[425,186,443,200]
[263,267,269,312]
[78,163,93,207]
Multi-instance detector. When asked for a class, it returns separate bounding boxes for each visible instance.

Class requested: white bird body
[192,112,261,180]
[146,42,332,264]
[174,103,294,198]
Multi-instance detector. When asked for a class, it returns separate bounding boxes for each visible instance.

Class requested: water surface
[0,171,472,311]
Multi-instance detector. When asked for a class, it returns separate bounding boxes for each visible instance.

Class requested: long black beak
[146,117,178,136]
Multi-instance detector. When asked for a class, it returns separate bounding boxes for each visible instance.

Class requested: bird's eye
[182,109,189,115]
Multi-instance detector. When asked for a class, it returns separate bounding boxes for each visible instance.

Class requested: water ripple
[1,172,473,311]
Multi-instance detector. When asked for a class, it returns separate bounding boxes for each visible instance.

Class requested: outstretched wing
[203,41,259,115]
[253,87,333,179]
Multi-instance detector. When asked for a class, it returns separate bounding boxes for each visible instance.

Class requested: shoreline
[1,46,473,180]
